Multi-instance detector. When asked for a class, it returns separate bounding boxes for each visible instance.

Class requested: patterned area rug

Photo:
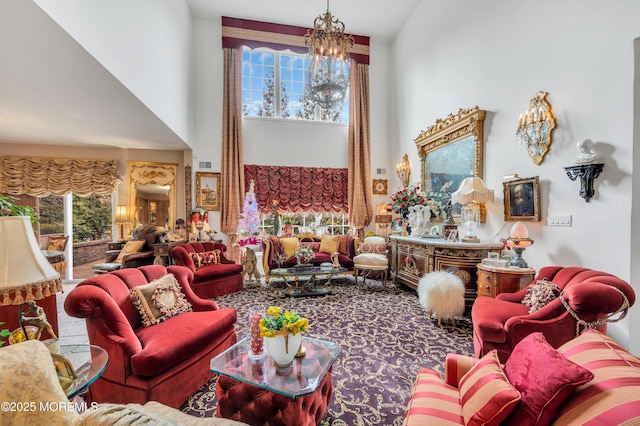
[180,276,474,425]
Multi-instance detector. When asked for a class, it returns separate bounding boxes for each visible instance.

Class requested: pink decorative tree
[238,180,260,246]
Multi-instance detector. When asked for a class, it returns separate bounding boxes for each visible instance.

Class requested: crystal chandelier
[304,0,354,110]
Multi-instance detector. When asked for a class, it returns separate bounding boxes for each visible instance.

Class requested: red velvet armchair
[471,266,635,363]
[170,242,243,299]
[64,265,238,408]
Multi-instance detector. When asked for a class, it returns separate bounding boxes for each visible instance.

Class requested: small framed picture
[373,179,388,195]
[487,252,499,259]
[503,176,541,222]
[443,224,458,242]
[196,172,221,211]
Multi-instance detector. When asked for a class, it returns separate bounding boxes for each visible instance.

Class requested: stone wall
[72,240,107,265]
[40,234,107,266]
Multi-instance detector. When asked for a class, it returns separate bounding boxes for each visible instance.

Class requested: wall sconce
[114,205,128,239]
[451,177,494,242]
[396,154,411,188]
[506,221,534,268]
[516,91,556,165]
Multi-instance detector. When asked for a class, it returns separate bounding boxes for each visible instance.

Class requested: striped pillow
[459,350,521,426]
[403,368,463,426]
[552,330,640,426]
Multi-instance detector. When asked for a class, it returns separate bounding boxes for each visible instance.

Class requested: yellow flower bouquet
[259,306,309,366]
[259,306,309,338]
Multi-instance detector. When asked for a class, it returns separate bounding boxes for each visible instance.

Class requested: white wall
[391,0,640,349]
[34,0,194,145]
[191,17,392,236]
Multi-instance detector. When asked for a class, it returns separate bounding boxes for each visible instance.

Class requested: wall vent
[199,161,212,169]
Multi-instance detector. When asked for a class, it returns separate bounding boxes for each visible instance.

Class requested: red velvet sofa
[64,265,238,408]
[170,241,244,299]
[472,266,635,363]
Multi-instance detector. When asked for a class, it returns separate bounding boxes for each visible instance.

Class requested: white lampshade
[508,221,533,248]
[451,177,495,205]
[0,216,61,306]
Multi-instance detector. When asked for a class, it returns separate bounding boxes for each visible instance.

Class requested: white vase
[264,332,302,368]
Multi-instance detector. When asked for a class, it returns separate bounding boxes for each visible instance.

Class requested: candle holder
[248,306,265,361]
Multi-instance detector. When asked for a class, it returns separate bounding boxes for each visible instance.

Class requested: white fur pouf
[417,270,465,327]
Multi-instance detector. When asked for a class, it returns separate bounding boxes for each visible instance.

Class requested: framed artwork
[373,179,388,195]
[196,172,221,211]
[503,176,540,221]
[443,224,458,242]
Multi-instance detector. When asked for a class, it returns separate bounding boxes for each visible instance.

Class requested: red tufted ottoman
[211,337,340,426]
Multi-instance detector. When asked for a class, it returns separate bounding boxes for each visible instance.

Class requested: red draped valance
[245,165,348,214]
[222,16,370,65]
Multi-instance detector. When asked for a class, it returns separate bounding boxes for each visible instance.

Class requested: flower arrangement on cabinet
[390,182,452,220]
[259,306,309,338]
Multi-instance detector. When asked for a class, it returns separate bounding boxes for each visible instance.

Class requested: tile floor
[57,280,90,346]
[56,261,103,345]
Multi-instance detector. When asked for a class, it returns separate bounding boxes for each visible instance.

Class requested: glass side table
[59,344,108,399]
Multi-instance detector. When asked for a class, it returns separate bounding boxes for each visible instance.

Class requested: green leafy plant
[0,194,38,222]
[0,322,11,347]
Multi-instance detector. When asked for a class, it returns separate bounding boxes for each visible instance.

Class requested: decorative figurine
[573,138,600,165]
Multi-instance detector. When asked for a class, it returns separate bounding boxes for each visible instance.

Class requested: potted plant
[260,306,309,367]
[0,194,38,221]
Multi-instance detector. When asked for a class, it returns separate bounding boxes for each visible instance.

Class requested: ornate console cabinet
[389,236,500,311]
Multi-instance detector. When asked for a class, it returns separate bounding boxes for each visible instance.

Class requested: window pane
[242,47,349,121]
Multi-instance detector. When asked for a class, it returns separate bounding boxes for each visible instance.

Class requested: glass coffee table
[269,266,348,297]
[210,336,340,425]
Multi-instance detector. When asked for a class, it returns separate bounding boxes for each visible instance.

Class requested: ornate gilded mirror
[128,162,177,228]
[415,106,486,194]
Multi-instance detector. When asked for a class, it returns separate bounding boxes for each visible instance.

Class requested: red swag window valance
[245,165,348,214]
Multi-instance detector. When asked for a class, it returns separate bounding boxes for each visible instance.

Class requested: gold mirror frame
[415,106,486,194]
[128,161,178,229]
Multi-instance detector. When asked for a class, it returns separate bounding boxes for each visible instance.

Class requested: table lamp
[451,177,494,243]
[114,205,128,240]
[506,221,534,268]
[0,216,62,342]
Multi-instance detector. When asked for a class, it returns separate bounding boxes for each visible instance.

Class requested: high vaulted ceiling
[187,0,421,44]
[0,0,420,151]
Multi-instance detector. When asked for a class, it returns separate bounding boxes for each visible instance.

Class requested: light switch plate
[548,214,572,226]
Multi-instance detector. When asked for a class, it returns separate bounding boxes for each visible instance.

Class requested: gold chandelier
[304,0,354,110]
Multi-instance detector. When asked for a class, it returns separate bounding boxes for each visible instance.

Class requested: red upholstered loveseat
[170,242,243,299]
[64,265,238,408]
[472,266,635,363]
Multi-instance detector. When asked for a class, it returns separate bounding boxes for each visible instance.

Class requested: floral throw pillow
[190,249,222,269]
[358,242,387,254]
[130,274,193,327]
[522,279,560,313]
